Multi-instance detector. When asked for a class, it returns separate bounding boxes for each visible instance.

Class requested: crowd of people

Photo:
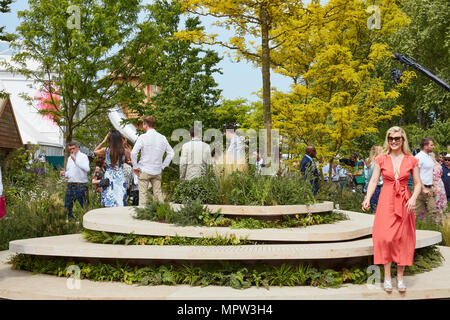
[302,139,449,223]
[60,118,267,217]
[2,118,449,294]
[58,116,449,234]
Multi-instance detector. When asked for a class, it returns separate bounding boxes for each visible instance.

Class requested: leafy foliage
[403,121,450,154]
[0,0,12,42]
[171,174,221,204]
[212,98,263,131]
[10,246,443,289]
[228,212,348,230]
[0,148,101,250]
[316,182,366,213]
[8,0,143,160]
[134,197,346,229]
[135,198,216,227]
[0,168,84,250]
[378,0,450,127]
[174,0,323,154]
[82,230,258,246]
[271,0,409,169]
[123,0,222,137]
[172,169,316,206]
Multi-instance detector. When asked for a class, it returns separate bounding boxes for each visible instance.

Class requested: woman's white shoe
[384,279,393,292]
[397,279,407,292]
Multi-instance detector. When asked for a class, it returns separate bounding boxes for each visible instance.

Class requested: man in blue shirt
[442,153,450,202]
[300,146,319,195]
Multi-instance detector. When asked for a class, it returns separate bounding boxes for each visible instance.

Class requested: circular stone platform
[83,208,374,242]
[1,247,450,300]
[169,201,334,216]
[8,230,442,260]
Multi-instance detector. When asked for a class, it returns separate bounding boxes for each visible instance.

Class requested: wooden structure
[0,97,23,155]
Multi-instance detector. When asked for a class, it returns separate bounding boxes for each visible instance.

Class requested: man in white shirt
[60,141,90,219]
[131,116,174,205]
[180,126,212,181]
[225,125,245,164]
[414,138,435,219]
[322,163,340,182]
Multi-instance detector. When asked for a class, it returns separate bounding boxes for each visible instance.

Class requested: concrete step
[1,246,449,300]
[83,207,374,242]
[8,230,442,261]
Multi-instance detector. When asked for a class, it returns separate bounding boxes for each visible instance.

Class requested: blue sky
[0,0,294,102]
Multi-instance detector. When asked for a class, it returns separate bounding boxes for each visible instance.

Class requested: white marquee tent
[0,54,64,156]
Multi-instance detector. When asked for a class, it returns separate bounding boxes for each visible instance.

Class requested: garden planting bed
[169,201,334,216]
[83,207,374,242]
[8,230,442,261]
[3,173,448,297]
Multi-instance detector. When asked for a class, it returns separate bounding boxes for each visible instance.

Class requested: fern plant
[9,246,444,289]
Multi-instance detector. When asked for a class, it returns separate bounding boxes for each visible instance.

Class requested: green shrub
[0,149,101,250]
[316,182,365,213]
[9,245,443,289]
[270,175,314,205]
[0,201,82,251]
[172,169,316,206]
[135,199,220,227]
[171,174,221,204]
[134,199,347,229]
[82,230,258,246]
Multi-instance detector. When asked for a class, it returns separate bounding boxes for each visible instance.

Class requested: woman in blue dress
[94,131,131,207]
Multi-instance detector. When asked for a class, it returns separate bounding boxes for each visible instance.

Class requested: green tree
[124,0,222,137]
[0,0,12,98]
[213,98,263,131]
[7,0,142,161]
[0,0,12,41]
[72,112,114,152]
[174,0,331,155]
[379,0,450,127]
[271,0,408,176]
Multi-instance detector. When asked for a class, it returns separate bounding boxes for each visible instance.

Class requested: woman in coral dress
[362,126,422,293]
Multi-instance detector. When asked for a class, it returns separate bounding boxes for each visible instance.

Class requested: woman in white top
[365,145,384,212]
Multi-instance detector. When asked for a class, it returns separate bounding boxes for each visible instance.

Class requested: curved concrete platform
[1,247,449,300]
[8,230,442,260]
[170,201,334,216]
[83,208,374,242]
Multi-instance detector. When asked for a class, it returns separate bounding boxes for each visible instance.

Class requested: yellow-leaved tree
[174,0,350,155]
[271,0,412,178]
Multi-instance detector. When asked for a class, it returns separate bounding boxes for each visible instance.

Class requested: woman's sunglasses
[387,136,403,143]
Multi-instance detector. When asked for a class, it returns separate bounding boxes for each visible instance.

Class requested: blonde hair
[369,145,384,164]
[429,152,437,163]
[383,126,412,155]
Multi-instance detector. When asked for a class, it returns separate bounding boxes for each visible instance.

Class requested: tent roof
[0,96,23,149]
[0,55,63,148]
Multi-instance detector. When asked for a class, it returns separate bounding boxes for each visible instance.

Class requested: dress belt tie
[392,179,410,219]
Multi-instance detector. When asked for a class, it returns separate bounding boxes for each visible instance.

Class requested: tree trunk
[64,125,72,168]
[260,5,272,157]
[418,109,425,128]
[328,158,334,184]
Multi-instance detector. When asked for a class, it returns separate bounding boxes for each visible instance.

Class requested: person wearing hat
[442,153,450,202]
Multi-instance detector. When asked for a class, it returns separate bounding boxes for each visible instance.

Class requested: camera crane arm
[391,53,450,91]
